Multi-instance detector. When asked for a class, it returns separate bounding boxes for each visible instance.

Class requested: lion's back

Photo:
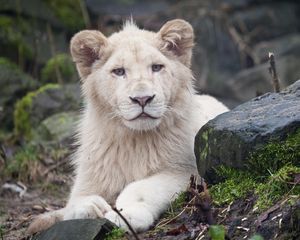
[191,94,229,134]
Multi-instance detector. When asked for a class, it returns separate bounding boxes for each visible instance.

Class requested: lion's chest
[101,137,163,183]
[82,137,164,202]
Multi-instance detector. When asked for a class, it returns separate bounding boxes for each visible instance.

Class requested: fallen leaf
[166,224,188,236]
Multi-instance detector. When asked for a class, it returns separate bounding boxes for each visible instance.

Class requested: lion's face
[70,20,194,131]
[92,41,180,131]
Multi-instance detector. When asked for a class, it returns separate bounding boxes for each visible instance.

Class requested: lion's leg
[63,195,112,220]
[105,171,190,232]
[62,175,113,220]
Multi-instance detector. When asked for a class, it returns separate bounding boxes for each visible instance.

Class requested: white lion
[28,19,228,234]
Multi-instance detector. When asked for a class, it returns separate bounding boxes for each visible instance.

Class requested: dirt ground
[1,174,299,240]
[0,177,69,240]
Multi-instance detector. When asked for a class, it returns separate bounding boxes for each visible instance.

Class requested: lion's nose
[129,95,155,107]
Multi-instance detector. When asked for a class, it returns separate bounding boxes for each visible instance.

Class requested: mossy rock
[0,57,39,130]
[195,80,300,183]
[36,111,80,142]
[41,54,78,83]
[14,83,81,140]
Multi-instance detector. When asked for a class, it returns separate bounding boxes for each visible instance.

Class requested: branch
[228,26,260,65]
[112,207,140,240]
[268,52,281,93]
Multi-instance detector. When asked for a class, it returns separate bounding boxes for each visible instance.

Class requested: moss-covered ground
[210,129,300,211]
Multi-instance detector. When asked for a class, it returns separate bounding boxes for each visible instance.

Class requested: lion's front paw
[64,195,111,220]
[105,206,154,233]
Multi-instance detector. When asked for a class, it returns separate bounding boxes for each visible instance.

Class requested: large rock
[229,2,299,43]
[253,34,300,63]
[36,111,80,142]
[14,83,81,140]
[194,80,300,183]
[41,54,79,83]
[31,219,115,240]
[227,54,300,103]
[0,58,39,130]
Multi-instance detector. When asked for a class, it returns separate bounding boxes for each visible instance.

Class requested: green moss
[210,164,299,211]
[196,128,212,172]
[247,129,300,179]
[210,167,257,205]
[14,84,59,139]
[41,53,77,83]
[209,225,226,240]
[249,235,264,240]
[0,15,13,28]
[165,192,187,217]
[105,227,126,240]
[255,165,300,210]
[14,92,32,138]
[0,57,19,70]
[200,130,209,160]
[210,129,300,208]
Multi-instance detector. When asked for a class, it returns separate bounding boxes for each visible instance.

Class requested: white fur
[28,19,228,234]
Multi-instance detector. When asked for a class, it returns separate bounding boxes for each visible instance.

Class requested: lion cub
[28,19,228,233]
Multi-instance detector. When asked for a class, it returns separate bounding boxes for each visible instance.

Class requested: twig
[195,225,208,240]
[112,207,140,240]
[42,158,69,176]
[0,144,6,165]
[268,52,280,92]
[156,196,196,227]
[4,216,31,234]
[46,23,63,85]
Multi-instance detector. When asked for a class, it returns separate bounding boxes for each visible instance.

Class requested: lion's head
[70,19,194,131]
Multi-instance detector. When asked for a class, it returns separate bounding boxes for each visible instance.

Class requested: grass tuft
[104,227,126,240]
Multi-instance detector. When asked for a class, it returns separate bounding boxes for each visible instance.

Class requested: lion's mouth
[129,112,159,121]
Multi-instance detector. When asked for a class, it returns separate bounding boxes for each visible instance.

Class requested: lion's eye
[152,64,164,72]
[112,68,125,76]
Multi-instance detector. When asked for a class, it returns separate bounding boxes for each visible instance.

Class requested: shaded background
[0,1,300,239]
[1,0,300,133]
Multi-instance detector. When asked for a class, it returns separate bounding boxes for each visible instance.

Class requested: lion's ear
[70,30,108,79]
[158,19,194,66]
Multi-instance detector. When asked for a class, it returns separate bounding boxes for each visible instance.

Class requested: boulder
[41,54,79,83]
[31,219,115,240]
[36,111,80,142]
[253,34,300,63]
[229,2,299,43]
[194,80,300,183]
[14,83,81,140]
[0,58,39,130]
[227,55,300,103]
